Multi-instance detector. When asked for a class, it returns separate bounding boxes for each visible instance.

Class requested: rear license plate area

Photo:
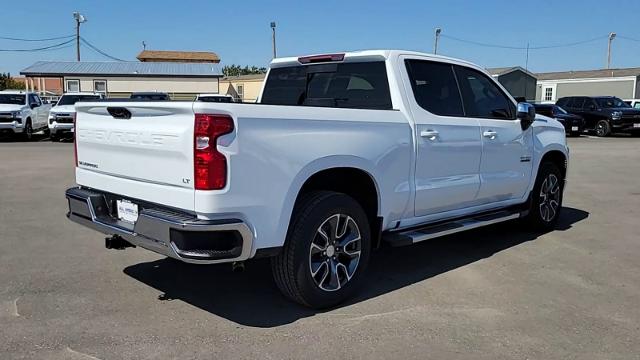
[116,199,139,224]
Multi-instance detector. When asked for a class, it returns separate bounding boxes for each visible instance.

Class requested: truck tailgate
[75,101,195,210]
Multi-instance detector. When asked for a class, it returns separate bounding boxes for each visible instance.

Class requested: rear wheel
[523,162,563,231]
[271,191,371,309]
[595,119,611,137]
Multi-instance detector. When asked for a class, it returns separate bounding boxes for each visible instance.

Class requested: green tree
[222,65,267,77]
[0,73,24,91]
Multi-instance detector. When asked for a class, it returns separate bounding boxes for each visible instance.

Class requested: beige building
[535,67,640,102]
[20,61,223,100]
[219,74,266,103]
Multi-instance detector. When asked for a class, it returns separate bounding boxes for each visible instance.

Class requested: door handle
[420,129,439,140]
[483,130,497,139]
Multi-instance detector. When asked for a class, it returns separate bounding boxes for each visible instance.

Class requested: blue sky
[2,0,640,75]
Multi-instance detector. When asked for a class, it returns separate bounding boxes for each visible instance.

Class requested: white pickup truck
[66,50,569,308]
[0,90,51,140]
[48,92,104,141]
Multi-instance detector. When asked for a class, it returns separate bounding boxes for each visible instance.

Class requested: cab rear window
[261,61,392,110]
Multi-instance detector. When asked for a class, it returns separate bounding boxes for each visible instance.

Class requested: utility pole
[607,32,616,69]
[73,12,87,61]
[434,27,442,54]
[271,22,277,59]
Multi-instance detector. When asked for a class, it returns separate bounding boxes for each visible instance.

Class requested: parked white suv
[0,90,51,140]
[48,92,104,141]
[66,50,569,308]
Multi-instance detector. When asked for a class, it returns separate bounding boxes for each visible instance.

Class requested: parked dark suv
[533,104,585,136]
[556,96,640,136]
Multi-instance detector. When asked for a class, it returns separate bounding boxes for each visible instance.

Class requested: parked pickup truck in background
[66,50,569,308]
[0,90,51,140]
[48,92,104,141]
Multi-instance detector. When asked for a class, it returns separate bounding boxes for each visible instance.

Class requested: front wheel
[22,120,33,141]
[595,120,611,137]
[271,191,371,309]
[523,162,564,231]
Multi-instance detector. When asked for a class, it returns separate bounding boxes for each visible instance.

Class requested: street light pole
[73,12,87,61]
[271,22,277,59]
[607,32,616,69]
[434,28,442,55]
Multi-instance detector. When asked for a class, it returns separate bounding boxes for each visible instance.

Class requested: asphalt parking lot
[1,135,639,359]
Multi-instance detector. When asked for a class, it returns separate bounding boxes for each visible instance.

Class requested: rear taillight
[194,114,234,190]
[73,112,78,167]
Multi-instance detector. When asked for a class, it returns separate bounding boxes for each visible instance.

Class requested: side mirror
[517,102,536,131]
[589,104,596,111]
[29,103,38,109]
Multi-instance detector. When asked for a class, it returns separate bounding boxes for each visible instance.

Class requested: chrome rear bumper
[65,187,253,264]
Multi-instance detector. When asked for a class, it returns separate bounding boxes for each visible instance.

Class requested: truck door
[453,65,533,204]
[402,58,483,217]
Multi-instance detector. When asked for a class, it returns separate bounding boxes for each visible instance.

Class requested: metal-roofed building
[20,61,223,100]
[535,67,640,103]
[486,66,537,102]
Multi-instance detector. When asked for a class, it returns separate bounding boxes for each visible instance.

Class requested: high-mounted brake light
[194,114,234,190]
[298,53,345,64]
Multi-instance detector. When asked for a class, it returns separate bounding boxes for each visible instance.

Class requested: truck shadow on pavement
[123,206,589,328]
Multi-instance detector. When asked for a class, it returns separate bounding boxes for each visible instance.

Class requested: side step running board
[383,210,523,247]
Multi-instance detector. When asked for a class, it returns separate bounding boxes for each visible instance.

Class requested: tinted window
[534,105,553,117]
[405,60,463,116]
[582,98,595,109]
[556,98,569,107]
[0,94,25,105]
[261,61,392,110]
[454,66,515,119]
[57,95,101,106]
[595,97,630,108]
[568,97,584,109]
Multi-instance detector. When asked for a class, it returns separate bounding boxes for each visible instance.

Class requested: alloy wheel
[308,213,362,292]
[539,174,560,222]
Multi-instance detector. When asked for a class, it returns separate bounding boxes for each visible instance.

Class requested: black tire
[50,133,58,142]
[271,191,371,309]
[595,119,611,137]
[22,119,33,141]
[523,162,564,231]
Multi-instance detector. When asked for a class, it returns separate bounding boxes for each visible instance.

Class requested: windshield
[0,94,26,105]
[198,96,233,103]
[553,106,568,115]
[595,97,630,108]
[57,95,101,106]
[130,93,169,100]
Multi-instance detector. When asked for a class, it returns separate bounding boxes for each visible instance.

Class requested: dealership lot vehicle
[533,103,585,136]
[557,96,640,136]
[0,90,51,140]
[1,138,639,359]
[66,50,568,308]
[48,92,104,141]
[623,99,640,109]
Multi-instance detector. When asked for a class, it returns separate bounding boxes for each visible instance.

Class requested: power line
[79,37,125,61]
[0,38,75,52]
[440,34,608,50]
[0,34,74,42]
[617,35,640,43]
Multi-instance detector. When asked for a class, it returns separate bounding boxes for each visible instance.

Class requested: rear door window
[454,65,516,119]
[404,59,464,116]
[261,61,392,110]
